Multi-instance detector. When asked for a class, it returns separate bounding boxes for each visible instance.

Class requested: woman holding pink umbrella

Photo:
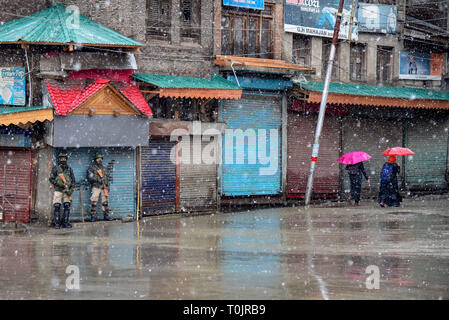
[338,152,371,206]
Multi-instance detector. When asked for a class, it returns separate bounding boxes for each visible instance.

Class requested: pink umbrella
[382,147,415,156]
[338,152,372,165]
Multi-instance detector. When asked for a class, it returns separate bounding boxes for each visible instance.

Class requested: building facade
[1,0,449,225]
[283,0,449,200]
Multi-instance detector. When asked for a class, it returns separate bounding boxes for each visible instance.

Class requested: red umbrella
[338,151,371,165]
[382,147,415,156]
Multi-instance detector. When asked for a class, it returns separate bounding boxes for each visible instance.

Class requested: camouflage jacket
[87,163,109,189]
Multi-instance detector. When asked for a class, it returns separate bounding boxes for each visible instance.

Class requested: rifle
[97,170,109,197]
[58,173,73,201]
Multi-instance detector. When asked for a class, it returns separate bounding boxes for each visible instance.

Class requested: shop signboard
[284,0,358,40]
[399,52,443,80]
[0,67,25,106]
[358,4,397,34]
[223,0,264,10]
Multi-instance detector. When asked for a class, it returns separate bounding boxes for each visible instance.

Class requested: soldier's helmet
[94,153,103,160]
[58,153,68,159]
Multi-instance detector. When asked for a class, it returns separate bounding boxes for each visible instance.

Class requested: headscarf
[387,155,396,163]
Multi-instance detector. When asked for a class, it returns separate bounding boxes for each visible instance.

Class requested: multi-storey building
[1,0,449,225]
[283,0,449,200]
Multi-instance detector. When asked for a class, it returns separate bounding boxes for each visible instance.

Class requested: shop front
[45,79,152,221]
[0,107,53,223]
[295,81,449,199]
[133,73,240,214]
[287,101,344,198]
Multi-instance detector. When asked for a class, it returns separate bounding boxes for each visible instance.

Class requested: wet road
[1,198,449,299]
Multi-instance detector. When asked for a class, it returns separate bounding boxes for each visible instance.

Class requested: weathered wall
[0,0,215,77]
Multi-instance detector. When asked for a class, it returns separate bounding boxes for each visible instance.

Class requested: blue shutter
[220,93,282,196]
[141,140,177,215]
[55,147,136,221]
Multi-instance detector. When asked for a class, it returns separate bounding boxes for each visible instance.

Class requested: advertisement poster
[0,67,26,106]
[223,0,264,10]
[399,52,443,80]
[284,0,358,41]
[358,4,397,34]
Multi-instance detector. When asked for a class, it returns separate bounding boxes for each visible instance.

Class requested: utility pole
[304,0,346,206]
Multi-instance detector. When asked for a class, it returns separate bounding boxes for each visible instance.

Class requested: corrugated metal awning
[0,3,142,48]
[301,81,449,109]
[132,73,242,99]
[0,106,53,127]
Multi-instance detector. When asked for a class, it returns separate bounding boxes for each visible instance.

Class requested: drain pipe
[25,49,32,106]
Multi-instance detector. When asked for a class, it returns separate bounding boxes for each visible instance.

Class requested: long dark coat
[346,162,369,203]
[378,162,402,206]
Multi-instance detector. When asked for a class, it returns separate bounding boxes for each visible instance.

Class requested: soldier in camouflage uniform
[49,153,75,229]
[87,153,113,222]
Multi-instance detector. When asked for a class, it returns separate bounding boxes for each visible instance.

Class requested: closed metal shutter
[180,137,217,212]
[342,117,403,194]
[287,113,340,195]
[0,149,32,222]
[56,147,136,221]
[221,93,282,196]
[405,117,448,190]
[141,140,177,215]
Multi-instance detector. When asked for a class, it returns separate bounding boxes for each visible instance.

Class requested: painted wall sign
[284,0,358,40]
[399,52,443,80]
[223,0,264,10]
[358,4,397,34]
[0,68,26,106]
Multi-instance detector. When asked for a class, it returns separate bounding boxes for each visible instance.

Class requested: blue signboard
[0,67,26,106]
[358,4,397,34]
[223,0,264,10]
[284,0,358,40]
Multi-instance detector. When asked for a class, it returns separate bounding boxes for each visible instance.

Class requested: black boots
[62,202,72,228]
[103,202,113,221]
[89,203,96,222]
[53,203,61,229]
[89,203,113,222]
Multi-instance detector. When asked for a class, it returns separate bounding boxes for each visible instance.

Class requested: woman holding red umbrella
[378,147,414,207]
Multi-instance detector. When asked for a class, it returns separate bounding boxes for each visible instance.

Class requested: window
[322,39,339,80]
[292,35,311,66]
[150,98,216,121]
[147,0,171,41]
[221,4,274,58]
[180,0,201,43]
[350,43,366,81]
[377,46,393,84]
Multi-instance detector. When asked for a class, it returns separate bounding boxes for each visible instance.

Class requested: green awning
[300,81,449,101]
[0,3,143,47]
[132,74,242,99]
[299,81,449,109]
[132,74,241,90]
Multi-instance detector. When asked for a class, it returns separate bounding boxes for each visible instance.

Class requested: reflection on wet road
[1,200,449,299]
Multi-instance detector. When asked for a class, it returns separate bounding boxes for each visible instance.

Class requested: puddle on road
[0,206,448,299]
[386,211,421,215]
